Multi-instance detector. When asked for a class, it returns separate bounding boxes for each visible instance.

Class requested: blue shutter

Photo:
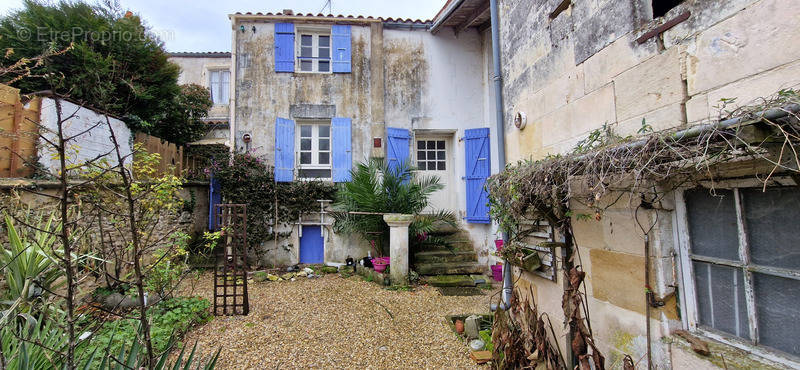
[331,117,352,182]
[386,127,410,175]
[331,25,351,73]
[275,117,295,182]
[464,128,491,223]
[208,176,222,230]
[274,23,295,72]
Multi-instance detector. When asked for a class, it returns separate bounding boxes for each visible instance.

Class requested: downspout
[488,0,511,310]
[228,15,238,157]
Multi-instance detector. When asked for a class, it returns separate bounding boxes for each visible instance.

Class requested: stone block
[583,33,658,94]
[687,0,800,95]
[590,249,646,314]
[524,68,585,119]
[616,103,685,137]
[614,46,684,122]
[289,104,336,119]
[706,58,800,114]
[685,93,710,124]
[570,82,617,137]
[573,0,640,64]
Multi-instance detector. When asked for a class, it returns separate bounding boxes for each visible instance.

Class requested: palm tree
[330,159,457,256]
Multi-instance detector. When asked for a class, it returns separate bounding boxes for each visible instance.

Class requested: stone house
[433,0,799,368]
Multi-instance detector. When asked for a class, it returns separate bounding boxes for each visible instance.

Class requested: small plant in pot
[369,240,390,272]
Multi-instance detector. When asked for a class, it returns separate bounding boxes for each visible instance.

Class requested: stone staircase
[412,225,485,276]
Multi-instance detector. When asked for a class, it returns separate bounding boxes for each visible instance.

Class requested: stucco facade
[169,52,232,143]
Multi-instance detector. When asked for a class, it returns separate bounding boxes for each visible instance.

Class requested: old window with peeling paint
[678,186,800,361]
[296,121,332,179]
[209,70,230,105]
[296,28,331,73]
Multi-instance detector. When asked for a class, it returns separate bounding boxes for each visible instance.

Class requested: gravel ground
[177,273,497,369]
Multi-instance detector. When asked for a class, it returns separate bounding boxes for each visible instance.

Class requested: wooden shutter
[386,127,410,174]
[464,128,491,223]
[331,25,351,73]
[331,117,352,182]
[274,117,295,182]
[208,176,222,230]
[274,23,295,72]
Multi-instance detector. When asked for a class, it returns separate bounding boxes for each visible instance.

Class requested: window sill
[670,329,799,369]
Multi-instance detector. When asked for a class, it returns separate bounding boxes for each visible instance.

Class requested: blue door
[299,225,324,264]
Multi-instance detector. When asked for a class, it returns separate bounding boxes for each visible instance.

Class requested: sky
[0,0,448,52]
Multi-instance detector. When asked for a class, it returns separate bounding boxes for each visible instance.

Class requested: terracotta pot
[455,319,465,334]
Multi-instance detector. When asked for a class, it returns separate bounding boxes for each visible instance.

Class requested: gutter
[228,16,238,156]
[430,0,467,34]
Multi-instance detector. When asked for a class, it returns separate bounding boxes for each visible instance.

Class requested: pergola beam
[455,2,490,35]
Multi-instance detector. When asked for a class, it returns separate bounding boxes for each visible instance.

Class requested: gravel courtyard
[178,273,496,369]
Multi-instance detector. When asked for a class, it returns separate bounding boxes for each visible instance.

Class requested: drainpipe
[488,0,511,310]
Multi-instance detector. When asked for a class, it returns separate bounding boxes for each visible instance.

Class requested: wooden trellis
[213,204,249,316]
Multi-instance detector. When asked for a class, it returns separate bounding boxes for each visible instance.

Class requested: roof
[431,0,490,34]
[168,52,231,58]
[229,11,431,25]
[188,138,230,146]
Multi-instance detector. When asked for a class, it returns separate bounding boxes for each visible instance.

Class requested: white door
[414,135,455,213]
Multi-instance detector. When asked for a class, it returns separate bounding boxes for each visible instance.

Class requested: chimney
[282,9,294,15]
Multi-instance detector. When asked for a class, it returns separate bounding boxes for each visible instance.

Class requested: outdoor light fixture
[252,26,256,33]
[242,133,251,143]
[240,25,245,33]
[514,111,527,130]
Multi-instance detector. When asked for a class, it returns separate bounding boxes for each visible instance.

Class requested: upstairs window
[297,32,331,73]
[297,122,331,179]
[209,70,230,105]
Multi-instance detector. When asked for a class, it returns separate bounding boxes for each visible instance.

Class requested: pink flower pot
[376,257,391,264]
[494,239,504,251]
[372,258,389,273]
[491,264,503,282]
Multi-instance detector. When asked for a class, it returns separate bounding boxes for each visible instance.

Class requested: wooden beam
[456,2,490,35]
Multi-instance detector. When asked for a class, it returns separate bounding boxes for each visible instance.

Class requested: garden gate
[213,204,250,315]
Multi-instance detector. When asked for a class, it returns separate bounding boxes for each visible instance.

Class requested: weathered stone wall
[498,0,800,368]
[170,55,231,121]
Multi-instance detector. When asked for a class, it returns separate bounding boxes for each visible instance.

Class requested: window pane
[319,35,330,47]
[753,273,800,356]
[685,189,740,261]
[301,46,313,58]
[693,262,750,339]
[319,139,329,151]
[417,141,425,149]
[300,125,312,137]
[301,34,312,46]
[417,161,424,170]
[318,125,330,137]
[319,61,330,72]
[319,47,330,59]
[299,168,331,178]
[301,60,312,71]
[437,150,446,160]
[437,161,445,170]
[437,140,445,149]
[427,141,436,149]
[742,187,800,269]
[417,151,426,160]
[300,139,311,151]
[319,152,329,164]
[300,152,311,164]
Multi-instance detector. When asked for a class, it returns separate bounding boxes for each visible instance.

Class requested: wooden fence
[134,132,184,177]
[0,84,41,178]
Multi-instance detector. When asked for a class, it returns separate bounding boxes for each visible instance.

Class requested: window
[297,32,331,73]
[680,186,800,359]
[209,70,230,105]
[297,122,331,179]
[416,139,446,171]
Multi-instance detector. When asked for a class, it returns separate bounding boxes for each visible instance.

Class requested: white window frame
[208,69,230,105]
[415,137,448,172]
[674,177,800,367]
[295,26,332,74]
[295,120,332,181]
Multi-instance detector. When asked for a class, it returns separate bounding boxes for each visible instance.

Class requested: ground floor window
[297,121,331,179]
[416,139,446,171]
[680,186,800,359]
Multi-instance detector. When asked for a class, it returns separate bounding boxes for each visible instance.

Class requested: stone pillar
[383,213,413,285]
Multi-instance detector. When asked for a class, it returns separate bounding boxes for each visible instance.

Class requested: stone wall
[498,0,800,368]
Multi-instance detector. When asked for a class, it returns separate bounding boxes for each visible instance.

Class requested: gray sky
[0,0,447,52]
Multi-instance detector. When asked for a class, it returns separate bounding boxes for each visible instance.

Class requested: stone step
[424,239,474,252]
[424,274,476,287]
[415,262,486,275]
[414,250,478,263]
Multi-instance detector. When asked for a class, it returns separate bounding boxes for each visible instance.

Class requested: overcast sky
[0,0,447,52]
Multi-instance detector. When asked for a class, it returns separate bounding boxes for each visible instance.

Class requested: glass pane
[319,152,329,164]
[742,187,800,269]
[300,152,311,164]
[417,161,424,170]
[301,34,312,46]
[301,60,312,71]
[437,140,445,149]
[693,261,750,339]
[753,273,800,356]
[299,168,331,178]
[437,161,445,170]
[437,150,446,160]
[319,139,329,151]
[417,141,425,149]
[319,47,330,59]
[300,125,312,137]
[301,46,312,58]
[318,125,330,137]
[417,151,426,160]
[685,189,740,261]
[300,139,311,151]
[319,35,330,47]
[319,61,330,72]
[427,141,436,149]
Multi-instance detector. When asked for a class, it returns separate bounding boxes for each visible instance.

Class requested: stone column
[383,213,413,285]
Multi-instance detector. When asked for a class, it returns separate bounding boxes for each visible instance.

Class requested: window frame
[295,120,332,181]
[295,26,332,74]
[415,137,448,172]
[208,69,230,106]
[674,178,800,366]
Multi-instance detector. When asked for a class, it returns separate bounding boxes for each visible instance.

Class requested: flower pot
[375,257,390,264]
[372,259,389,273]
[455,319,465,334]
[490,264,503,282]
[494,239,504,251]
